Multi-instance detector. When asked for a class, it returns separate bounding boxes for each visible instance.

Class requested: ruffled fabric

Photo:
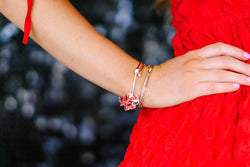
[119,0,250,166]
[170,0,250,57]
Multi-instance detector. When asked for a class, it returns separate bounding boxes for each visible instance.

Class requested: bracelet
[137,64,154,108]
[119,62,145,111]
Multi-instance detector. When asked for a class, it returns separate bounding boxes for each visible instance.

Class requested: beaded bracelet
[119,62,145,111]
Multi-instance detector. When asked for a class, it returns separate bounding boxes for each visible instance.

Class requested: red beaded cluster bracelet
[119,62,154,111]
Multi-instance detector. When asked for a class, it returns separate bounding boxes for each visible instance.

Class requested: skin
[1,0,250,109]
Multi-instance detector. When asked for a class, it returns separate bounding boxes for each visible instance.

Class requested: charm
[119,90,140,111]
[118,62,145,111]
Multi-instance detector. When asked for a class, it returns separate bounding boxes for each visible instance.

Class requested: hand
[142,42,250,108]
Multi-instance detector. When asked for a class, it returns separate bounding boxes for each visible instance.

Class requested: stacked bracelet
[119,62,145,111]
[119,62,154,111]
[137,64,154,108]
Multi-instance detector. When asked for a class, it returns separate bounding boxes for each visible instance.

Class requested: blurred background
[0,0,175,166]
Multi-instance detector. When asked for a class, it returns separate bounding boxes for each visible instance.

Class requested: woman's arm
[2,0,250,109]
[0,0,154,99]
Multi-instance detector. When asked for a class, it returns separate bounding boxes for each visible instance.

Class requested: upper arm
[0,0,5,14]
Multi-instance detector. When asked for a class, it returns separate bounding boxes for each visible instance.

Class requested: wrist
[119,61,148,110]
[119,61,160,110]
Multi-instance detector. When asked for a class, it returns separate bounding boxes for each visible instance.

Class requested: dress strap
[22,0,33,44]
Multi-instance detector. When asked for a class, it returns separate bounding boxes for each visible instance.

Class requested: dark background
[0,0,175,166]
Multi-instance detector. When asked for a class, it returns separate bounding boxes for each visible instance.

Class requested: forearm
[0,0,148,97]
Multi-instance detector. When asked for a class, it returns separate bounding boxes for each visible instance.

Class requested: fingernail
[233,83,240,88]
[247,77,250,82]
[244,51,250,59]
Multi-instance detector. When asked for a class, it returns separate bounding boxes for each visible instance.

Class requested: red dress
[118,0,250,167]
[23,0,250,166]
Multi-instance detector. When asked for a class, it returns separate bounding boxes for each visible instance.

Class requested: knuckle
[216,71,226,81]
[183,59,193,68]
[183,57,201,69]
[216,42,224,45]
[187,50,202,59]
[216,42,225,47]
[217,42,225,52]
[187,50,195,55]
[222,56,232,68]
[208,83,217,93]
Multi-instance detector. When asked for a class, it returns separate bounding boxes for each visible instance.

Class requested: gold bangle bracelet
[138,64,154,108]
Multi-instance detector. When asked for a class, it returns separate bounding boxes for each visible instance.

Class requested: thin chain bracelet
[119,62,145,111]
[136,64,154,109]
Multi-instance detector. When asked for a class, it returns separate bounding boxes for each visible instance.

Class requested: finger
[196,82,240,97]
[195,42,250,61]
[201,55,250,76]
[197,69,250,86]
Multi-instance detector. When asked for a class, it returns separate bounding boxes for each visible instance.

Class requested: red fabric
[119,0,250,166]
[22,0,33,44]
